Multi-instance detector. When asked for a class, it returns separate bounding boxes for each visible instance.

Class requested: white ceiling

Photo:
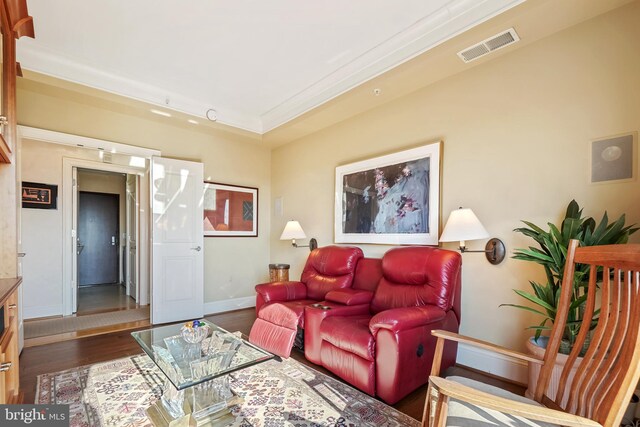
[18,0,524,133]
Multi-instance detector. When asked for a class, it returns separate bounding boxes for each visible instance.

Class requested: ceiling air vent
[457,28,519,63]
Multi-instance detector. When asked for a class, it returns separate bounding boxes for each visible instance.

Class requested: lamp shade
[280,220,307,240]
[439,208,489,242]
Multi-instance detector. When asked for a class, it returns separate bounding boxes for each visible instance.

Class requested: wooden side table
[268,264,290,282]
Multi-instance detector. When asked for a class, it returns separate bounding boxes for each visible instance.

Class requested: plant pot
[525,336,583,406]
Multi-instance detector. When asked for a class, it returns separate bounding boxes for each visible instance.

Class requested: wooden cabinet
[0,0,34,163]
[0,278,21,403]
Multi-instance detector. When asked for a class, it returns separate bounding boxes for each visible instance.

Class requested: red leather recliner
[248,245,363,357]
[312,246,461,404]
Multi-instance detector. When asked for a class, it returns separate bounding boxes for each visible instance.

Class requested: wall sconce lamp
[439,207,506,265]
[280,220,318,251]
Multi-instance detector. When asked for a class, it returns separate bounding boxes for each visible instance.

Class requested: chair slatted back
[533,240,640,427]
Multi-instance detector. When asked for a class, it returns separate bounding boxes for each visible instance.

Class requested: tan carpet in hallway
[24,306,150,339]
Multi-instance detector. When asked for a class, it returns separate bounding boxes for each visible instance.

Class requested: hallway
[77,283,137,315]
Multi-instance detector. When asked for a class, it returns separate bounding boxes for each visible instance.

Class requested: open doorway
[75,169,138,316]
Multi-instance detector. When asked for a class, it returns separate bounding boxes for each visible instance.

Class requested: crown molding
[16,43,263,133]
[17,0,523,135]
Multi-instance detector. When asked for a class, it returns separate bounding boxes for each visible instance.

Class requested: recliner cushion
[371,247,461,313]
[301,246,363,300]
[259,300,316,329]
[320,315,375,361]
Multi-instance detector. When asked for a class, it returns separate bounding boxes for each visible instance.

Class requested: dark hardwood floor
[19,307,524,421]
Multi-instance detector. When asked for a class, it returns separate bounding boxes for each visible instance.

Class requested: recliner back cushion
[352,258,383,293]
[301,245,363,300]
[370,246,461,314]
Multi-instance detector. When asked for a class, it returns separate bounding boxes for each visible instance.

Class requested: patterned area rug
[36,354,420,427]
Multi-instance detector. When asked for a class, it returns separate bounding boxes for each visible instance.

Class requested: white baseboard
[204,296,255,316]
[24,305,63,320]
[456,342,529,384]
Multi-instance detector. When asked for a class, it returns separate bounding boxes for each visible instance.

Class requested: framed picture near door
[22,181,58,209]
[203,182,258,237]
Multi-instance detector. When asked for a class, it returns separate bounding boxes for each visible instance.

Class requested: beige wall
[17,86,272,309]
[270,3,640,352]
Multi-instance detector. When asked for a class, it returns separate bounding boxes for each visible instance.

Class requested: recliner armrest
[369,306,446,336]
[324,289,373,306]
[255,281,307,303]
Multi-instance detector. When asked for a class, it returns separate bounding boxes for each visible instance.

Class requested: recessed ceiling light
[188,119,199,125]
[150,109,172,117]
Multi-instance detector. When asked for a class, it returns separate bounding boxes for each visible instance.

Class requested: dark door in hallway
[78,192,119,286]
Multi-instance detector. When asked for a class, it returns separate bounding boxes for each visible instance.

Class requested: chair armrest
[369,306,446,336]
[324,289,373,306]
[427,376,601,427]
[255,281,307,303]
[431,330,542,364]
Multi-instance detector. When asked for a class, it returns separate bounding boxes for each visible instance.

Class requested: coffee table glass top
[131,319,273,390]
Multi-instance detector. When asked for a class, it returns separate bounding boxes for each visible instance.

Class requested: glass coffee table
[132,319,273,426]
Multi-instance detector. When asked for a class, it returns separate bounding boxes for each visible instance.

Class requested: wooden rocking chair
[423,240,640,427]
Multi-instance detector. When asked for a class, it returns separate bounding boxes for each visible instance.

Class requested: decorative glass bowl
[180,320,210,344]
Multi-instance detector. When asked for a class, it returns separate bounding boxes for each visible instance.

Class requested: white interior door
[126,174,140,301]
[151,157,204,324]
[71,166,79,313]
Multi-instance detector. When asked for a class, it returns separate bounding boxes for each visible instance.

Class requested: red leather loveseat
[249,246,363,357]
[249,245,461,404]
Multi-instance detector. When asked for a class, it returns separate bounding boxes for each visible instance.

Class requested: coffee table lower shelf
[145,376,242,427]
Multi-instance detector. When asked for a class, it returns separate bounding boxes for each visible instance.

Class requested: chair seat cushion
[259,300,317,329]
[320,315,374,361]
[443,376,558,427]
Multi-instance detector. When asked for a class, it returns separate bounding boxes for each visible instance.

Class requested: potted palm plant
[502,200,637,399]
[504,200,637,352]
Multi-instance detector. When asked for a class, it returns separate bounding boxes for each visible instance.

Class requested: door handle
[17,252,26,257]
[191,246,202,252]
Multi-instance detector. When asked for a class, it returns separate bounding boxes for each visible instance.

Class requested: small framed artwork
[335,141,441,245]
[590,132,636,184]
[22,181,58,209]
[203,182,258,237]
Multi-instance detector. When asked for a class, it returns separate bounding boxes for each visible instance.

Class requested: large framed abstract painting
[334,142,441,245]
[203,182,258,237]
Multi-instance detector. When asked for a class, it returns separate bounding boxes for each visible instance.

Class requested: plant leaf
[513,289,557,314]
[500,303,550,318]
[565,200,580,219]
